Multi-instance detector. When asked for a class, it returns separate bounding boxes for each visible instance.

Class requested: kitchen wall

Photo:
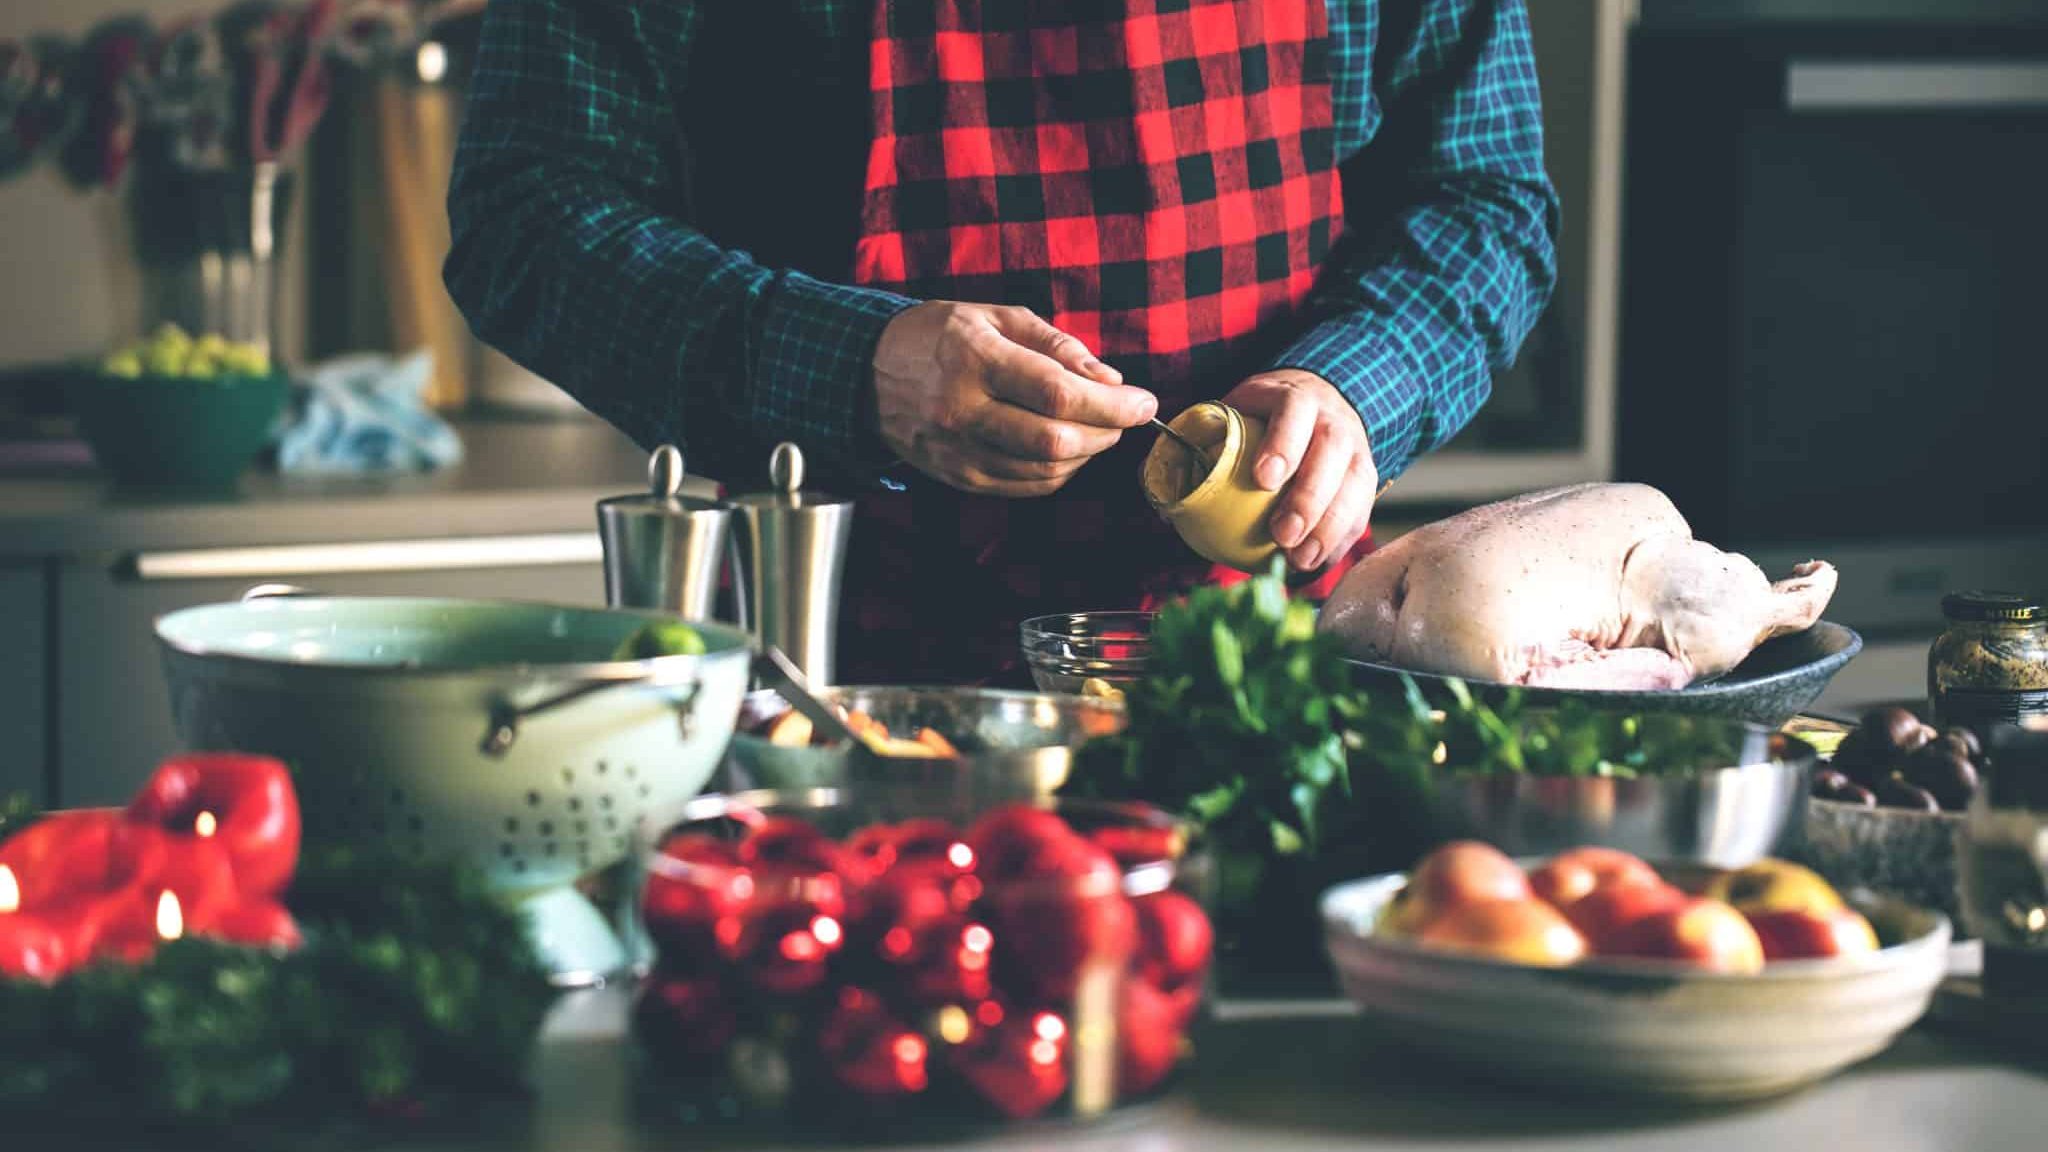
[0,0,307,370]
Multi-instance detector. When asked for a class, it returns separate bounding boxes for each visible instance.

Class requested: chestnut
[1812,769,1878,808]
[1862,706,1935,753]
[1904,744,1979,811]
[1828,729,1894,786]
[1873,772,1942,814]
[1940,726,1983,763]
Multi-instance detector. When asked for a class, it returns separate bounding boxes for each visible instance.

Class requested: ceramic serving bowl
[1408,719,1816,868]
[1320,861,1951,1102]
[154,591,754,984]
[726,686,1127,803]
[70,369,290,487]
[1018,611,1154,696]
[1346,621,1864,729]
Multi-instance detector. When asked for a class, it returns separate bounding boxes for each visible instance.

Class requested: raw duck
[1317,484,1837,690]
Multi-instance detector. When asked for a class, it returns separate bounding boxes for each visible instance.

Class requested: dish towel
[274,349,464,473]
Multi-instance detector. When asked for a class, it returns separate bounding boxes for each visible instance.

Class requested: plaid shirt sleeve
[1272,0,1560,482]
[443,0,916,478]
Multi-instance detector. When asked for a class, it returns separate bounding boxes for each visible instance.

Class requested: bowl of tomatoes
[628,789,1212,1133]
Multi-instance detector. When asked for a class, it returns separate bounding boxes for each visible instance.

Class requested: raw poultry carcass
[1317,484,1837,690]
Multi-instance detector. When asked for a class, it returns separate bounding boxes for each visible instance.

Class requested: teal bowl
[70,369,290,487]
[154,594,755,985]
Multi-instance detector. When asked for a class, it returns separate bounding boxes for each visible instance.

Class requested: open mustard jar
[1140,401,1281,571]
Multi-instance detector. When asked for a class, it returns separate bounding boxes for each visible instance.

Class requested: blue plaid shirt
[446,0,1558,489]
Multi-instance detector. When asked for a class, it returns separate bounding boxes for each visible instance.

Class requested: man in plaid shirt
[447,0,1557,683]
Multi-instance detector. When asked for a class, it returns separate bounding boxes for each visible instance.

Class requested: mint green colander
[154,592,752,985]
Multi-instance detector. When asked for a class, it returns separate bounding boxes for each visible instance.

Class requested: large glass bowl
[1019,611,1154,696]
[628,788,1212,1135]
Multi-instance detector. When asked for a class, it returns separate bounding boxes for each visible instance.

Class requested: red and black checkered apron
[840,0,1369,686]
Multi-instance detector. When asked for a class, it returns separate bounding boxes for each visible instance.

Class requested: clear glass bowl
[1019,611,1155,696]
[629,788,1211,1134]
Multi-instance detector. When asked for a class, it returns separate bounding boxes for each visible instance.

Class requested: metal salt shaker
[730,443,854,687]
[596,445,746,626]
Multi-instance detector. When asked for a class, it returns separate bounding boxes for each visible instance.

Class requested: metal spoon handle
[754,645,862,745]
[1150,418,1213,472]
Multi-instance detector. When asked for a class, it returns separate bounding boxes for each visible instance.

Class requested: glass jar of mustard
[1928,591,2048,737]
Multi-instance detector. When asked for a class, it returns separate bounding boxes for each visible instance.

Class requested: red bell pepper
[126,752,301,898]
[94,823,239,960]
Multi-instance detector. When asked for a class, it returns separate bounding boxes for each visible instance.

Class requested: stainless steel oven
[1616,1,2048,678]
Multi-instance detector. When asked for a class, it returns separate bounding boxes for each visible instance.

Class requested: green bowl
[70,369,290,487]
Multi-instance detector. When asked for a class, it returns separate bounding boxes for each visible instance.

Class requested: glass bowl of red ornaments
[628,788,1213,1133]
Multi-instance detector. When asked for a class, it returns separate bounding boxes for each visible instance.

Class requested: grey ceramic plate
[1344,621,1863,728]
[1321,859,1950,1102]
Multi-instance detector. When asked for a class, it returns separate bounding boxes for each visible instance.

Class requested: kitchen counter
[0,415,715,559]
[1639,0,2048,28]
[84,983,2037,1152]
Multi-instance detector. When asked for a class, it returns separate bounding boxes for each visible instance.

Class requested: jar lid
[1942,591,2044,623]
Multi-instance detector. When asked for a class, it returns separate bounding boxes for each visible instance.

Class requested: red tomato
[632,973,738,1067]
[948,1012,1070,1120]
[1132,890,1213,989]
[1117,977,1189,1096]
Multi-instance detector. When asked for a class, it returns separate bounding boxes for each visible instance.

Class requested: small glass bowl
[1019,611,1155,696]
[629,789,1211,1134]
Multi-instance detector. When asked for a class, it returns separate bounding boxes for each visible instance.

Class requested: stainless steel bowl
[726,685,1127,811]
[1019,611,1154,695]
[1410,721,1816,868]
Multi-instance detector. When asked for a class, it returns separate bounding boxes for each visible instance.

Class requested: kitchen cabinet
[0,563,48,807]
[54,547,611,808]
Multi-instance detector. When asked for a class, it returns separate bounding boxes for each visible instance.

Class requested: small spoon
[1150,418,1214,473]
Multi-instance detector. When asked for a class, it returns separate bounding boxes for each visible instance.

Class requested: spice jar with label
[1927,591,2048,737]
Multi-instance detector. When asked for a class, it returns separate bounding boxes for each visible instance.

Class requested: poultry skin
[1317,484,1837,689]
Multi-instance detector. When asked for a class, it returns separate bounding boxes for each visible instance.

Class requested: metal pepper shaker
[729,443,855,686]
[596,445,746,626]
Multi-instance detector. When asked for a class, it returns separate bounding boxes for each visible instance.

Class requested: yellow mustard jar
[1140,401,1280,571]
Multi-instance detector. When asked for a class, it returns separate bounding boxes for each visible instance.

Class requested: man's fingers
[1301,463,1379,571]
[994,306,1125,386]
[1271,430,1349,559]
[970,399,1123,462]
[1250,388,1316,492]
[982,340,1157,429]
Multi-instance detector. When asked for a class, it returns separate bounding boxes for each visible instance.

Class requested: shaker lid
[597,444,726,514]
[1942,590,2044,624]
[728,442,852,508]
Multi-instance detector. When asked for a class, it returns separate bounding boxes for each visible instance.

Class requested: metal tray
[1343,620,1863,728]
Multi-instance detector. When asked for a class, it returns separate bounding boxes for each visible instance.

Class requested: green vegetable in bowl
[101,324,271,380]
[612,619,707,660]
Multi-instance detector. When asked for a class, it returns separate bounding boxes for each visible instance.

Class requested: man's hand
[1223,369,1377,571]
[871,302,1158,497]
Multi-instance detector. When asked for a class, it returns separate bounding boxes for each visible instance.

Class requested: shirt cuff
[1269,316,1427,482]
[751,271,919,481]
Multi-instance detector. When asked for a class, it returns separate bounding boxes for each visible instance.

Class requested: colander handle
[479,671,702,757]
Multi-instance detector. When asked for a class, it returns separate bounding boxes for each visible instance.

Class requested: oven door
[1619,20,2048,632]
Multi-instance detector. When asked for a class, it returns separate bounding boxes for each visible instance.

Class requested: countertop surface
[1639,0,2048,28]
[0,417,720,558]
[259,985,2048,1152]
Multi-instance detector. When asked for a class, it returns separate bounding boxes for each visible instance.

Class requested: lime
[612,620,707,660]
